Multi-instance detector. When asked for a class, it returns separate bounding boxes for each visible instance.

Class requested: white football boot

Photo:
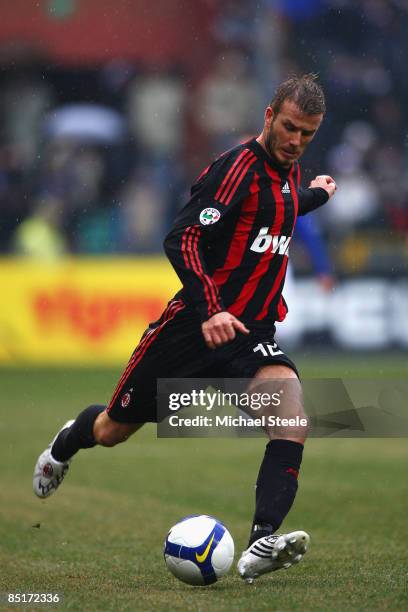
[33,420,75,498]
[237,530,310,583]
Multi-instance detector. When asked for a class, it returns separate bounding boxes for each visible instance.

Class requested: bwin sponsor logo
[250,227,291,255]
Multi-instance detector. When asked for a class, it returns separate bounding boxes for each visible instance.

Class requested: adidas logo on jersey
[281,181,290,194]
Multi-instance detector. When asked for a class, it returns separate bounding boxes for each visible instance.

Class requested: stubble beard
[265,124,291,169]
[265,124,277,159]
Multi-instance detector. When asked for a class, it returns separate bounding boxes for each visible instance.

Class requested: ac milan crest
[121,392,131,408]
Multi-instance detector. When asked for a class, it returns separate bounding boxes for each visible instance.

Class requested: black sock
[51,405,106,462]
[248,439,304,546]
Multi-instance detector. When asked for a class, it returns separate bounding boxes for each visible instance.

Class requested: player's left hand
[309,175,337,198]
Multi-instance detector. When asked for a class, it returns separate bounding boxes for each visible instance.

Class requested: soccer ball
[164,514,234,586]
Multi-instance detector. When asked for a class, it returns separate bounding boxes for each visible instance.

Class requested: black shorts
[106,299,298,423]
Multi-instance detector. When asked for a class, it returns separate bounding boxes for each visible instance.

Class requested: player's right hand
[202,311,250,350]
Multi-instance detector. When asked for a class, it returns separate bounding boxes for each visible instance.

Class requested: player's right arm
[164,147,254,347]
[201,311,249,350]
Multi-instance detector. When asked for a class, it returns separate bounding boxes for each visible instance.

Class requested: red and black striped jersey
[164,138,329,325]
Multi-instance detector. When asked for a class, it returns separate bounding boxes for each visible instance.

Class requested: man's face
[264,99,323,168]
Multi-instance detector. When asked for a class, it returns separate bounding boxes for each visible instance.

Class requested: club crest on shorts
[199,207,221,225]
[121,392,131,408]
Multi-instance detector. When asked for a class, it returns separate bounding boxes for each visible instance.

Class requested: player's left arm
[298,174,337,216]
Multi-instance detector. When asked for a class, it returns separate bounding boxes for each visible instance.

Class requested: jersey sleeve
[164,147,257,321]
[298,187,329,215]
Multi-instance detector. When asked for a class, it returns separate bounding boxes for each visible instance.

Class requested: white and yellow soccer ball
[164,514,234,586]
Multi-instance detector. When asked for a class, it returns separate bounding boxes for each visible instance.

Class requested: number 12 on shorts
[253,342,283,357]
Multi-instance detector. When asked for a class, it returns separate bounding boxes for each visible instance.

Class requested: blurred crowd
[1,0,407,272]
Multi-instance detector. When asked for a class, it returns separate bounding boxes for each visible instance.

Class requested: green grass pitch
[0,354,407,611]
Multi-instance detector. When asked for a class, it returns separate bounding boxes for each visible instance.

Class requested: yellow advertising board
[0,257,182,365]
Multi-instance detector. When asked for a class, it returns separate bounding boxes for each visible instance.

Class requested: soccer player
[33,74,336,582]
